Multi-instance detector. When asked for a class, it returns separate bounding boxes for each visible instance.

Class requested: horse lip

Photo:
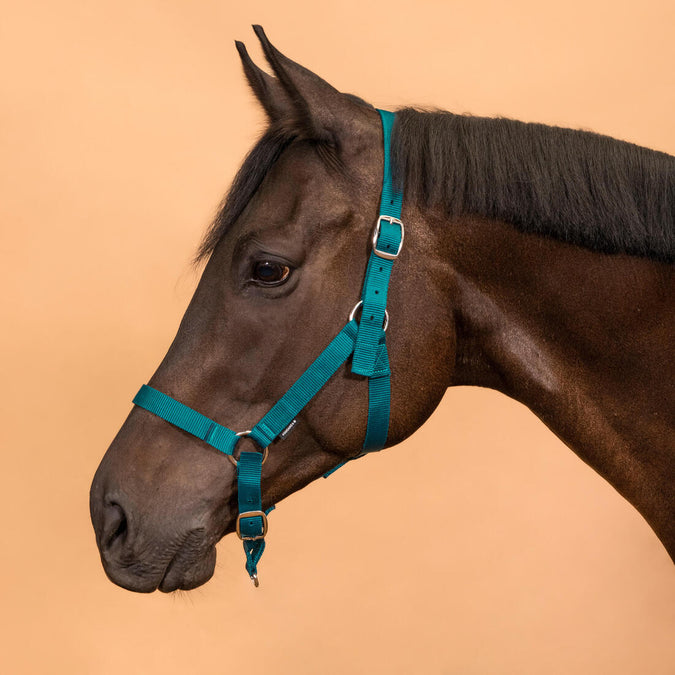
[101,560,162,593]
[99,525,218,593]
[157,511,235,591]
[157,542,217,593]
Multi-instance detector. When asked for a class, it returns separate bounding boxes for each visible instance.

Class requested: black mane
[392,108,675,263]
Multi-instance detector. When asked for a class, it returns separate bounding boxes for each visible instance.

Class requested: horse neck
[425,211,675,560]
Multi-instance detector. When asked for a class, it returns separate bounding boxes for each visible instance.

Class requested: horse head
[89,26,455,592]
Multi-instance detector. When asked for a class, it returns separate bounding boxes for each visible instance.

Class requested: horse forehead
[253,150,353,224]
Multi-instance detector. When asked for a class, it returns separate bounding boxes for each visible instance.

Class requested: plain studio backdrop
[1,1,673,673]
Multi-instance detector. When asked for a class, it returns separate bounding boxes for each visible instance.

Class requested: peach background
[1,1,674,673]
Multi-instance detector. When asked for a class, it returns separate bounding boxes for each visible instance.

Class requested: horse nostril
[101,502,128,551]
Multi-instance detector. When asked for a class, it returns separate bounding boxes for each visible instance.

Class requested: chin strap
[131,109,403,586]
[236,450,274,587]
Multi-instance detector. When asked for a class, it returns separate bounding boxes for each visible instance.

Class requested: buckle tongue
[372,215,404,260]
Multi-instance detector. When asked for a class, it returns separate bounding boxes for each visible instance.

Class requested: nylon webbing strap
[351,110,403,377]
[250,320,358,448]
[363,340,391,451]
[237,450,266,582]
[133,385,239,456]
[378,109,403,218]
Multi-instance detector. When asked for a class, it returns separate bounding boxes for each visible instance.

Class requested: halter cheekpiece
[132,110,404,586]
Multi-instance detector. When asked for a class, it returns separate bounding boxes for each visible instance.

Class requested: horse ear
[235,40,293,123]
[250,25,367,144]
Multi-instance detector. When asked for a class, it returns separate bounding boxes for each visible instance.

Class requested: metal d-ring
[227,430,269,467]
[348,300,389,331]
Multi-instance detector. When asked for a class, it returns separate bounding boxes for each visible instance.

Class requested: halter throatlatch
[132,110,404,586]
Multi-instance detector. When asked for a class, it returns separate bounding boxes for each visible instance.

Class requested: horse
[90,25,674,592]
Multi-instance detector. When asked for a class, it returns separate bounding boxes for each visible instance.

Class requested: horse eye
[251,261,291,286]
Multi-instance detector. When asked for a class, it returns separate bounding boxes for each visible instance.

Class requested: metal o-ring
[227,430,269,467]
[348,300,389,332]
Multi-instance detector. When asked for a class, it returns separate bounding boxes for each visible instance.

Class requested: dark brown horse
[90,26,674,592]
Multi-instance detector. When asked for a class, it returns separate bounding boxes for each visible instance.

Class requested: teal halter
[132,109,403,586]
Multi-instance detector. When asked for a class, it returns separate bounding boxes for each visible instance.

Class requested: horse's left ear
[250,25,369,146]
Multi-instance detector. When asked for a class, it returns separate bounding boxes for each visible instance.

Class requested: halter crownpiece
[132,109,404,586]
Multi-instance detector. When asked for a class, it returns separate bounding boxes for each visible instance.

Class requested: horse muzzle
[91,491,221,592]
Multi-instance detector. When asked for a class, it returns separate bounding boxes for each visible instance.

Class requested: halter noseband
[132,110,404,586]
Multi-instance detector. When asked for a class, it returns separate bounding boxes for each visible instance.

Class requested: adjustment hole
[375,290,379,294]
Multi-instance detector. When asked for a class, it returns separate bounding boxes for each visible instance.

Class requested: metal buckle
[372,215,404,260]
[227,430,269,467]
[349,300,389,331]
[236,510,268,541]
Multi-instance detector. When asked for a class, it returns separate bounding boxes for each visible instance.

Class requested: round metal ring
[227,430,269,467]
[348,300,389,332]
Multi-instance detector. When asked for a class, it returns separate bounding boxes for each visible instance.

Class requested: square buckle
[372,215,404,260]
[236,510,268,541]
